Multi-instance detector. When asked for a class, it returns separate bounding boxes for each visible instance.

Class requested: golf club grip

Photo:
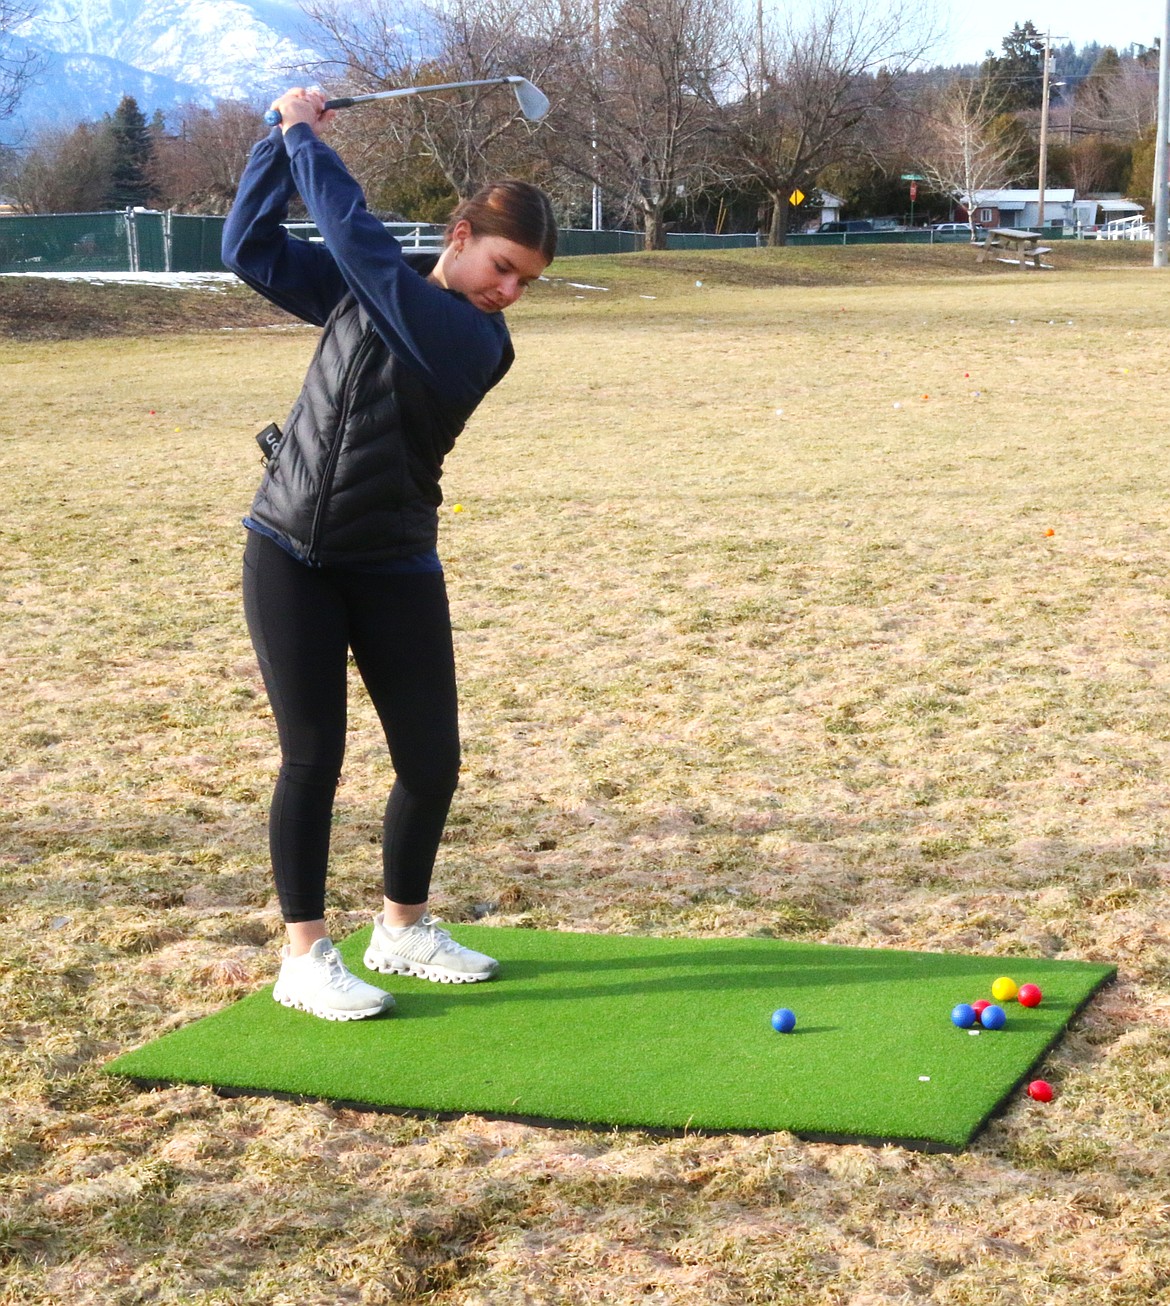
[263,96,355,126]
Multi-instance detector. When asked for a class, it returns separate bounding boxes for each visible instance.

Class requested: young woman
[222,86,556,1021]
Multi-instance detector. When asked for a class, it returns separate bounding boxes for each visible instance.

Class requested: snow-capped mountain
[3,0,329,142]
[21,0,321,98]
[1,38,212,142]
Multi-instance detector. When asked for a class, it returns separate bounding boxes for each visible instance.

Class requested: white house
[813,191,843,228]
[959,188,1078,230]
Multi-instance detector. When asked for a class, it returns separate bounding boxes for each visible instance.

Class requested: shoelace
[320,947,365,990]
[401,915,473,961]
[418,916,457,950]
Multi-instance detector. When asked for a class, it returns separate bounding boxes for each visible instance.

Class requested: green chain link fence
[168,214,232,272]
[0,212,134,274]
[9,210,1029,274]
[0,211,231,274]
[0,212,770,274]
[0,211,1076,276]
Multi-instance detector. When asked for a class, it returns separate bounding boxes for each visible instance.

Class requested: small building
[1086,196,1145,230]
[812,191,843,229]
[957,189,1078,231]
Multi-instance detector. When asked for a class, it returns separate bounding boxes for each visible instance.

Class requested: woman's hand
[269,86,335,136]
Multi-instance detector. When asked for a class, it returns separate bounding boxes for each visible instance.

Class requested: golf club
[263,76,549,126]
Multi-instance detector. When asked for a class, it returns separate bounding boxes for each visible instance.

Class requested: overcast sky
[933,0,1162,64]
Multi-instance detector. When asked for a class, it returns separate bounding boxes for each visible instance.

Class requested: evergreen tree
[1081,46,1122,92]
[1060,41,1102,86]
[982,20,1045,113]
[105,94,155,207]
[1128,123,1156,201]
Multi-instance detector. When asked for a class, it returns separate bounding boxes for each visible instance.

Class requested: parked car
[929,222,976,236]
[817,220,874,233]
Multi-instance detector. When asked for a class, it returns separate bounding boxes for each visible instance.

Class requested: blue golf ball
[979,1003,1007,1030]
[771,1007,796,1033]
[951,1003,977,1029]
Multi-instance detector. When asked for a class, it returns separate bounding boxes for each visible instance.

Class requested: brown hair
[446,180,557,264]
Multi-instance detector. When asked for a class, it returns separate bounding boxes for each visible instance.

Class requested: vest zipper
[308,328,380,563]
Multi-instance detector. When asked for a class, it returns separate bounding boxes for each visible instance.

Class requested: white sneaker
[364,913,498,984]
[273,937,395,1021]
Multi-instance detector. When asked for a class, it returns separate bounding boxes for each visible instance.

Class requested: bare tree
[1,0,43,121]
[538,0,734,247]
[1056,134,1132,196]
[914,77,1026,233]
[1074,52,1157,141]
[302,0,554,200]
[8,121,115,212]
[151,100,271,213]
[720,0,935,245]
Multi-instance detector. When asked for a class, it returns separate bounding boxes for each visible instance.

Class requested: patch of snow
[0,270,237,289]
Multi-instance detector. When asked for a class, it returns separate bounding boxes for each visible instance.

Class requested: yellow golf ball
[991,976,1018,1003]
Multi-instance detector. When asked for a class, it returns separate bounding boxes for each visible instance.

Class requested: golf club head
[508,77,550,121]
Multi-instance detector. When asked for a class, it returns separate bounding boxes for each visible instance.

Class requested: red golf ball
[1027,1079,1054,1102]
[972,1000,992,1020]
[1018,983,1043,1008]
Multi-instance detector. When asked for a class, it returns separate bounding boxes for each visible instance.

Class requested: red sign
[910,181,918,201]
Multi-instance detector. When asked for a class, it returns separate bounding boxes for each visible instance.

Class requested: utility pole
[591,0,602,231]
[1036,34,1053,232]
[1036,34,1067,233]
[1155,0,1170,267]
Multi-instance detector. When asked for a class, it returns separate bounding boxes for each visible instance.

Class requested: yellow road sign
[789,189,806,206]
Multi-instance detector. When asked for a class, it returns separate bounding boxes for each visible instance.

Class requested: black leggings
[242,530,460,922]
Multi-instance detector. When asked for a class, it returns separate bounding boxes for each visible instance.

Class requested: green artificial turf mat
[106,927,1114,1150]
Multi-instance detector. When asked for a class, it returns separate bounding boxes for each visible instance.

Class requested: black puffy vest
[249,268,513,566]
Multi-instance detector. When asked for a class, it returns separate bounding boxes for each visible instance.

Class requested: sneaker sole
[363,949,496,984]
[272,985,394,1021]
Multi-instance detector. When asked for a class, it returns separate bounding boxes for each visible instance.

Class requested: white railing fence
[284,221,446,248]
[1096,215,1152,240]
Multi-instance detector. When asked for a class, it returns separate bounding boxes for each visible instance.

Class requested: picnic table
[975,227,1053,270]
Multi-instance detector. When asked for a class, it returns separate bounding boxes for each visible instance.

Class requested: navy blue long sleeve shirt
[222,124,511,409]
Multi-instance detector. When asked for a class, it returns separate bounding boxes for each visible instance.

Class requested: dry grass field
[2,241,1169,1303]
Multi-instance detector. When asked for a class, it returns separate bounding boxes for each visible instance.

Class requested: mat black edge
[104,1073,967,1155]
[962,963,1118,1147]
